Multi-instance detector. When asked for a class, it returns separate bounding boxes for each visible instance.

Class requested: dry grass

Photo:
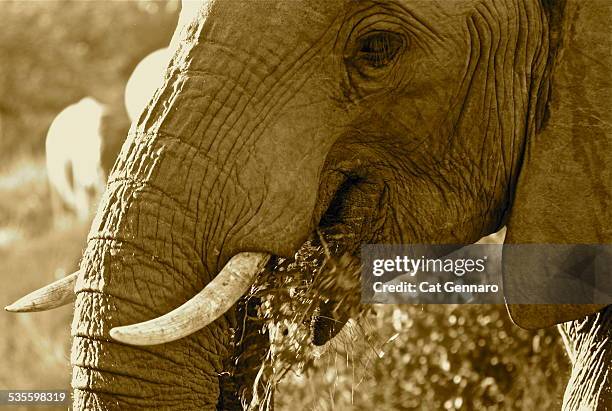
[275,304,569,411]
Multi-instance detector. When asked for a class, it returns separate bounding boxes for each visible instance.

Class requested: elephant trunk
[70,140,235,408]
[69,2,352,408]
[70,71,267,408]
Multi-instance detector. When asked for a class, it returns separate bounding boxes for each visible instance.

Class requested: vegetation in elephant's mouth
[221,175,382,408]
[234,230,372,407]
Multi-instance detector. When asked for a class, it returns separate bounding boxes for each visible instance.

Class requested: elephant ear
[504,0,612,329]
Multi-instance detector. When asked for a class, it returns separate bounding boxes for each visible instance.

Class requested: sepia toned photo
[0,0,610,410]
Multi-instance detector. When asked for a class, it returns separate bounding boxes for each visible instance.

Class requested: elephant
[124,48,172,123]
[45,97,131,227]
[7,0,611,410]
[45,97,107,225]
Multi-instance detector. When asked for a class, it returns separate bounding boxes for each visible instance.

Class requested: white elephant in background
[124,48,172,123]
[45,97,106,225]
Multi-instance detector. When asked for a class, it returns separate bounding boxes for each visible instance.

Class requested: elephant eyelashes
[350,31,404,77]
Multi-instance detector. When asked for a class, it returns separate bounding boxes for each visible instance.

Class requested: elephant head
[8,0,611,409]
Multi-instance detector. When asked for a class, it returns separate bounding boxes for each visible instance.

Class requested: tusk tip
[109,326,156,346]
[5,299,36,313]
[4,271,79,313]
[4,303,20,312]
[109,327,127,342]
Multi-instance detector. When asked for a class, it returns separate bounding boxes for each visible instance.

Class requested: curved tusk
[5,271,78,313]
[110,252,270,346]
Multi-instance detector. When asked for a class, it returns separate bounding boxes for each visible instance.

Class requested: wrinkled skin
[70,1,610,410]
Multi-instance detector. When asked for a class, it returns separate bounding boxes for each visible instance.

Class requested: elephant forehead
[196,0,344,46]
[182,0,532,48]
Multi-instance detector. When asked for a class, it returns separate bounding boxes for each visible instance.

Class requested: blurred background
[0,1,570,410]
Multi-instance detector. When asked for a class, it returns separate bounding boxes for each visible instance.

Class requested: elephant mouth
[262,171,385,346]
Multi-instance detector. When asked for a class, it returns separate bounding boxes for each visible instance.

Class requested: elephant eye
[352,31,404,73]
